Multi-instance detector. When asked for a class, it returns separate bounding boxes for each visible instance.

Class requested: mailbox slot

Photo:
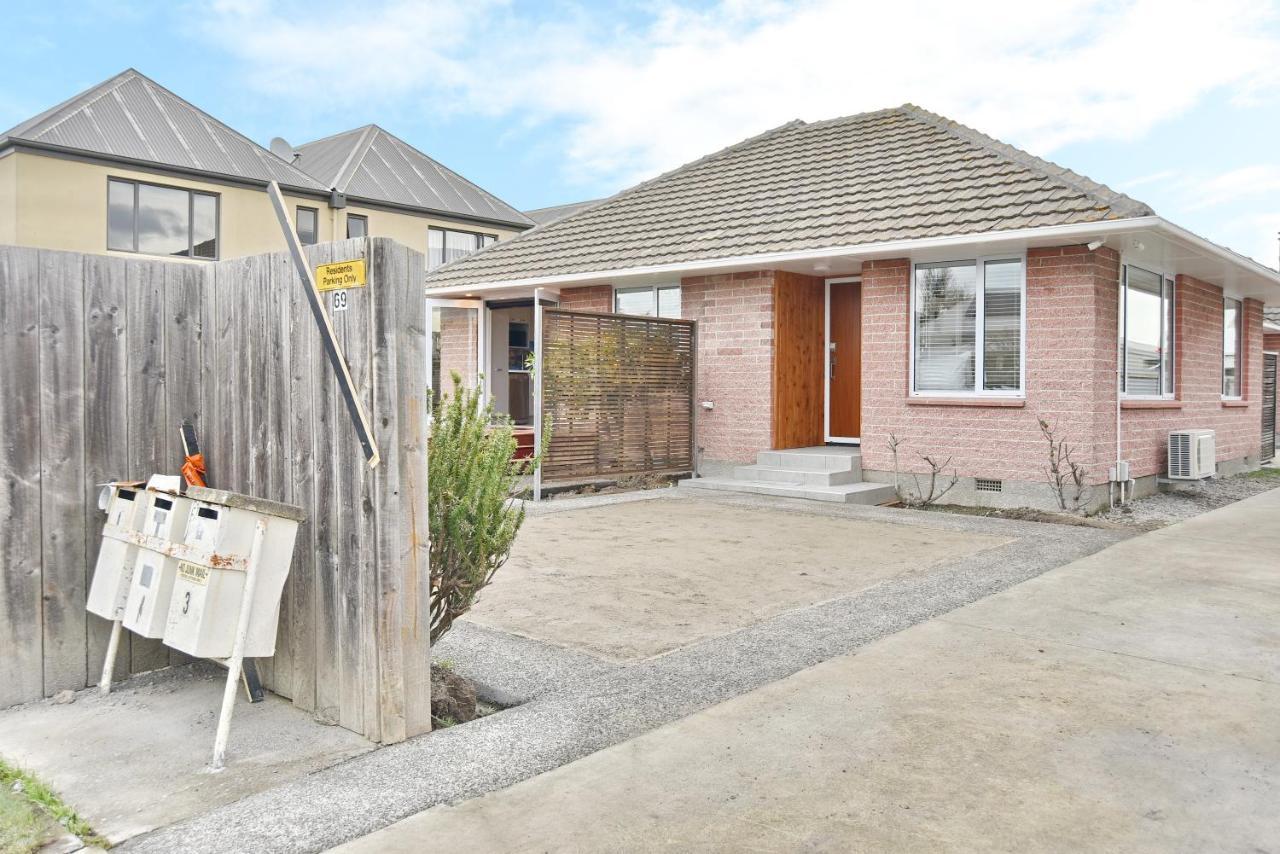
[123,488,194,638]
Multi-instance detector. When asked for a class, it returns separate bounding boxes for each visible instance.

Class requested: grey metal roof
[425,104,1155,289]
[294,125,532,228]
[524,199,604,225]
[0,69,327,191]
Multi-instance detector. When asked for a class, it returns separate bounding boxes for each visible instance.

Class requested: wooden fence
[539,309,696,483]
[0,238,430,744]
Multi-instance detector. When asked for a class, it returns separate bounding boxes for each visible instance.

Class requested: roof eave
[2,138,330,196]
[426,216,1280,300]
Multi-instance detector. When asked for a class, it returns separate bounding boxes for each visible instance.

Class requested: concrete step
[680,477,896,505]
[732,465,860,486]
[755,448,861,474]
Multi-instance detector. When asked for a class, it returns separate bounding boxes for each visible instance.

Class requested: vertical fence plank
[370,239,406,742]
[0,247,46,705]
[346,239,380,739]
[285,250,318,714]
[83,255,131,685]
[39,250,89,694]
[264,251,295,698]
[389,242,432,737]
[126,259,171,674]
[164,262,205,668]
[309,243,343,726]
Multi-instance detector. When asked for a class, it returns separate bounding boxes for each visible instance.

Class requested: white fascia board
[426,215,1280,297]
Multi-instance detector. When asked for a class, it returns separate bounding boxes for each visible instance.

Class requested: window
[428,227,498,270]
[346,214,368,239]
[911,257,1024,395]
[614,285,682,319]
[107,178,218,259]
[1223,297,1243,398]
[1121,265,1175,397]
[296,207,319,245]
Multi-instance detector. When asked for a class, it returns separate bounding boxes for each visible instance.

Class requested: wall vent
[975,478,1003,493]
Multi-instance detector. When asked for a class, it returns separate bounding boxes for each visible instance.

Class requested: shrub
[428,373,542,644]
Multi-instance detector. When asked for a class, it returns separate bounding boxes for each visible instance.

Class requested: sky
[7,0,1280,266]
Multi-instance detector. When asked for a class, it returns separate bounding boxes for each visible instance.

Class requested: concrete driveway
[467,496,1010,659]
[337,488,1280,853]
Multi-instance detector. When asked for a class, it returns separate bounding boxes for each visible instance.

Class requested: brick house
[426,106,1280,509]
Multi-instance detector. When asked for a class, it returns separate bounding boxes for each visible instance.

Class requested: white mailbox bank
[90,477,304,770]
[163,487,303,659]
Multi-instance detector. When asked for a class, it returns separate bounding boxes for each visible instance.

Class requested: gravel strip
[125,498,1124,854]
[1099,471,1280,529]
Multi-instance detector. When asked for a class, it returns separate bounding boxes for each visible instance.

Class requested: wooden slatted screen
[540,309,695,483]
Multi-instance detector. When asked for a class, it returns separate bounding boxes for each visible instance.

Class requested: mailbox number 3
[181,591,191,615]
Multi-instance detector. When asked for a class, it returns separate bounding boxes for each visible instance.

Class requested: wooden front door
[827,281,862,440]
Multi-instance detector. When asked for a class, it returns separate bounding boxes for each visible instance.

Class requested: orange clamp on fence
[182,453,207,488]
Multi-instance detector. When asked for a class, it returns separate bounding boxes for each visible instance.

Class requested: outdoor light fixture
[813,262,831,273]
[1087,239,1104,251]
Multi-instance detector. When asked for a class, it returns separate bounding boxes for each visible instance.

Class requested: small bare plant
[1039,418,1091,513]
[888,434,959,507]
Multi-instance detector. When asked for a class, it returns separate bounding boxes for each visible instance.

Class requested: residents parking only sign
[315,259,367,292]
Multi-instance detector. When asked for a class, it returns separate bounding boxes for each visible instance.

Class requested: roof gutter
[427,216,1280,295]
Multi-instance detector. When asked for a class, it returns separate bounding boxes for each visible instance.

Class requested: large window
[615,285,681,319]
[108,178,218,259]
[1121,265,1175,397]
[912,257,1024,395]
[428,227,497,270]
[1223,297,1243,398]
[296,207,319,245]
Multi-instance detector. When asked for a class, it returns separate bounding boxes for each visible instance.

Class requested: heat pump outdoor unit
[1167,429,1216,480]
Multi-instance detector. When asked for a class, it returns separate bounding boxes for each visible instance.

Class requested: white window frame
[613,283,682,319]
[1119,261,1177,400]
[1222,296,1244,400]
[908,254,1027,398]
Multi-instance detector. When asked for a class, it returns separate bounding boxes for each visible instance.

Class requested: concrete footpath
[335,488,1280,853]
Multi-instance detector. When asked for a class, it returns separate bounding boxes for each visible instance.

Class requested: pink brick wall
[1265,331,1280,353]
[555,245,1265,485]
[557,285,613,313]
[1114,276,1263,477]
[682,272,775,463]
[558,273,775,463]
[436,307,478,393]
[860,246,1265,484]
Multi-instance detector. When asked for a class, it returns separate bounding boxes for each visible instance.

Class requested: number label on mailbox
[177,561,210,586]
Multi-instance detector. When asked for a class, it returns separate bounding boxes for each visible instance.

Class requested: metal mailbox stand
[211,518,267,771]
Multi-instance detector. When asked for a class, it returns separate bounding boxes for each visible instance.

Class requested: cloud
[200,0,1280,191]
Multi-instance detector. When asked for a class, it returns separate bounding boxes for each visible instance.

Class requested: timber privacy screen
[540,309,696,483]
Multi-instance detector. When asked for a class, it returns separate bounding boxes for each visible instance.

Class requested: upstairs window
[1121,265,1175,397]
[615,285,681,319]
[296,206,319,245]
[108,178,218,259]
[428,227,498,270]
[346,214,368,239]
[1223,297,1243,398]
[911,257,1024,395]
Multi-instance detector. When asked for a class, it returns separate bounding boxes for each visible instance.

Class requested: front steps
[680,447,897,505]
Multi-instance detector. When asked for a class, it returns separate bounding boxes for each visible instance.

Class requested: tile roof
[425,104,1154,289]
[0,69,326,191]
[1265,306,1280,327]
[524,199,604,225]
[293,125,532,228]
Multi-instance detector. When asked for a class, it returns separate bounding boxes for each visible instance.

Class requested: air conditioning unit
[1167,429,1216,480]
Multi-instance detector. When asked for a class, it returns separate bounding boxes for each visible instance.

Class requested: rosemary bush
[428,373,541,644]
